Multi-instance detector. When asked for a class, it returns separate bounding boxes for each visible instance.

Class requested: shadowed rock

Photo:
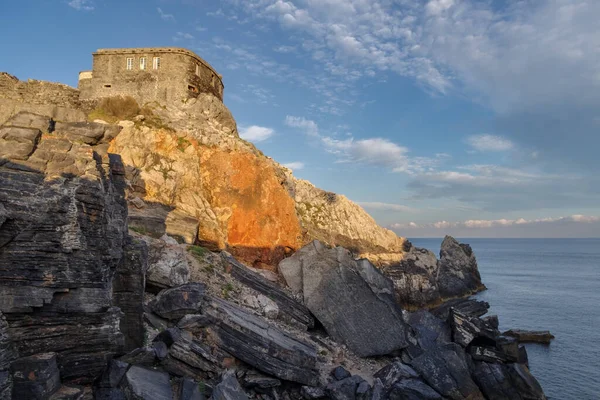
[437,236,485,299]
[0,312,16,399]
[472,362,547,400]
[410,344,484,400]
[10,353,61,399]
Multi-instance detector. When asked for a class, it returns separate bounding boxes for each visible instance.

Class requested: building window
[195,64,200,76]
[126,58,133,70]
[153,57,160,70]
[140,57,147,70]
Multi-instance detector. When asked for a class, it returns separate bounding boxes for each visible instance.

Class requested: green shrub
[129,225,148,235]
[188,245,207,259]
[177,137,191,152]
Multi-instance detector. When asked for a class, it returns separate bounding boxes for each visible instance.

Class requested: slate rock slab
[203,297,320,386]
[279,241,408,357]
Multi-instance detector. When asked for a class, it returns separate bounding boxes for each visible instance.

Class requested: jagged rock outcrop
[278,240,409,357]
[0,112,146,382]
[381,236,486,308]
[437,236,485,299]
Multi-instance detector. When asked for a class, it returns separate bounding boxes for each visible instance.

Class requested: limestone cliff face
[285,175,407,264]
[108,94,407,267]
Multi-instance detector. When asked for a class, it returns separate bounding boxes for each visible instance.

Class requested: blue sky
[2,0,599,237]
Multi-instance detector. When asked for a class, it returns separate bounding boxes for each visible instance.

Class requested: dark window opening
[104,84,112,88]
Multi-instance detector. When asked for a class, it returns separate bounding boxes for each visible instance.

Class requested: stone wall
[79,48,224,105]
[0,73,86,125]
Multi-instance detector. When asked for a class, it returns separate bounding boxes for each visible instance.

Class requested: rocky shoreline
[0,82,548,399]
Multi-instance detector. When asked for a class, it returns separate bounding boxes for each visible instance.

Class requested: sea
[410,238,600,400]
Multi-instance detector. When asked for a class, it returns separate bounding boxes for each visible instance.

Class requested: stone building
[78,47,224,105]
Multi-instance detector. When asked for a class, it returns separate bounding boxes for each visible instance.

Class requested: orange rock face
[109,124,303,268]
[200,150,302,268]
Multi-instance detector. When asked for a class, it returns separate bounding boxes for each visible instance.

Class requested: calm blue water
[410,238,600,400]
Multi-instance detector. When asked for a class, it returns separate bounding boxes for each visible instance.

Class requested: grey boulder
[145,238,190,293]
[278,241,408,357]
[150,283,206,320]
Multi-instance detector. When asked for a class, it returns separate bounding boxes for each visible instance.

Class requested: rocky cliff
[0,74,485,307]
[0,104,546,399]
[104,92,409,270]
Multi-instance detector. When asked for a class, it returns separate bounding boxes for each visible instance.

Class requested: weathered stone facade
[79,47,224,105]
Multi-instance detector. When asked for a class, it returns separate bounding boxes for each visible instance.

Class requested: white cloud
[284,115,443,174]
[273,45,296,53]
[407,163,600,212]
[173,32,194,42]
[157,7,175,22]
[357,202,414,212]
[394,215,600,230]
[282,162,305,170]
[239,125,275,142]
[389,215,600,237]
[323,137,411,171]
[466,134,514,152]
[68,0,94,11]
[425,0,454,16]
[284,116,319,136]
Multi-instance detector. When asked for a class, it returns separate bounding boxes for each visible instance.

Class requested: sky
[1,0,599,237]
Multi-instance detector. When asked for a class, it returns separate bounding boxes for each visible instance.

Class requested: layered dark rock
[0,113,147,384]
